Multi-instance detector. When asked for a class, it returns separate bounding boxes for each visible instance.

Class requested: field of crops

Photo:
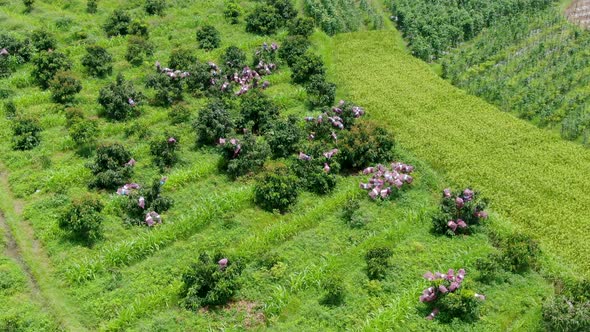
[442,7,590,143]
[333,29,590,276]
[0,0,587,330]
[303,0,383,35]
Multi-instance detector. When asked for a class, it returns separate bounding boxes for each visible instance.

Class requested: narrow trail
[0,170,87,331]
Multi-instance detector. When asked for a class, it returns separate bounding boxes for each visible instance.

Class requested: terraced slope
[333,30,590,275]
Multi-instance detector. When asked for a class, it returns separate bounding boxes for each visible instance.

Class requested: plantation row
[442,8,590,143]
[303,0,383,35]
[388,0,555,61]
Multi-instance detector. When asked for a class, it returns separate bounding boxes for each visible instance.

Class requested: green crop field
[0,0,587,331]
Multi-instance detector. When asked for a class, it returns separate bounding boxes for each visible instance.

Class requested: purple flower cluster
[305,100,365,142]
[155,61,191,79]
[359,162,414,199]
[444,188,488,234]
[218,138,241,158]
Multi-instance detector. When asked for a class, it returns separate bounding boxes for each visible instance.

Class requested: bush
[194,100,234,146]
[31,50,72,89]
[129,20,149,38]
[49,71,82,104]
[305,75,336,108]
[278,35,310,67]
[254,168,299,213]
[337,121,395,171]
[168,104,191,125]
[4,100,18,119]
[265,115,303,158]
[31,30,56,51]
[125,36,154,66]
[224,1,241,24]
[220,46,246,75]
[123,179,173,226]
[87,144,134,190]
[60,195,103,244]
[23,0,34,13]
[150,136,180,170]
[218,134,270,179]
[169,48,196,70]
[238,90,279,134]
[267,0,297,21]
[341,198,366,228]
[145,0,166,16]
[87,0,97,14]
[288,17,315,37]
[291,151,339,195]
[290,53,325,84]
[246,5,282,35]
[82,45,113,78]
[69,119,98,148]
[0,33,33,64]
[104,9,131,37]
[432,188,488,236]
[145,72,184,107]
[185,60,213,95]
[180,253,242,309]
[252,42,279,70]
[542,280,590,332]
[436,288,481,323]
[495,233,540,273]
[196,25,221,51]
[320,274,345,306]
[65,107,85,127]
[12,117,41,151]
[98,74,143,121]
[365,247,392,280]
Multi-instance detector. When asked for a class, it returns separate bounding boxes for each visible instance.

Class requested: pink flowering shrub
[432,188,488,236]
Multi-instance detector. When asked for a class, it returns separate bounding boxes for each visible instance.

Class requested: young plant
[60,195,103,244]
[254,167,299,213]
[11,117,42,151]
[365,247,392,280]
[542,279,590,331]
[82,45,113,78]
[224,0,241,24]
[122,178,173,226]
[86,0,97,14]
[196,25,221,51]
[49,71,82,104]
[87,144,134,190]
[126,36,154,66]
[145,0,167,16]
[150,136,180,170]
[104,9,131,37]
[98,74,143,121]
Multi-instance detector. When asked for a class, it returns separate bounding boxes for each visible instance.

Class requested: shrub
[0,33,34,64]
[254,168,299,213]
[185,60,213,95]
[180,253,242,309]
[145,0,166,16]
[337,121,395,171]
[278,35,310,67]
[218,134,270,179]
[60,195,103,244]
[196,25,221,51]
[168,104,191,125]
[4,100,18,119]
[82,45,113,78]
[474,253,506,284]
[23,0,34,13]
[245,5,281,35]
[288,17,314,37]
[31,30,56,51]
[169,48,196,70]
[12,117,41,151]
[87,144,134,190]
[341,198,361,224]
[252,42,279,69]
[98,74,143,121]
[69,119,98,148]
[495,233,540,273]
[365,247,392,280]
[432,188,488,236]
[220,46,246,75]
[194,100,234,146]
[104,9,131,37]
[267,0,297,21]
[290,53,325,84]
[123,179,173,226]
[238,90,279,134]
[305,75,336,108]
[87,0,97,14]
[320,274,345,306]
[50,71,82,104]
[31,50,72,89]
[224,1,241,24]
[265,115,303,158]
[542,280,590,331]
[65,107,85,127]
[129,20,149,38]
[145,72,184,107]
[125,36,154,66]
[150,136,180,170]
[420,269,485,322]
[291,149,339,195]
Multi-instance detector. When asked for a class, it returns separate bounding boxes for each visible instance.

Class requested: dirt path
[0,171,87,331]
[566,0,590,28]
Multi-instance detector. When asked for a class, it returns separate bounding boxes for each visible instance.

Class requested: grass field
[0,0,582,330]
[333,29,590,276]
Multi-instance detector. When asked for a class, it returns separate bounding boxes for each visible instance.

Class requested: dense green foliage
[31,50,72,89]
[60,195,104,244]
[245,4,282,35]
[542,279,590,331]
[254,168,299,213]
[365,247,392,280]
[180,253,242,309]
[98,74,142,120]
[87,144,134,190]
[264,115,303,158]
[81,45,114,78]
[196,25,221,51]
[290,53,325,84]
[278,35,310,67]
[194,100,234,146]
[123,179,173,226]
[238,90,279,133]
[150,136,180,170]
[218,134,270,179]
[390,0,555,61]
[31,30,56,51]
[49,71,82,104]
[104,9,132,37]
[145,0,167,16]
[304,0,383,35]
[443,8,590,142]
[11,117,41,150]
[125,36,154,66]
[337,121,394,171]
